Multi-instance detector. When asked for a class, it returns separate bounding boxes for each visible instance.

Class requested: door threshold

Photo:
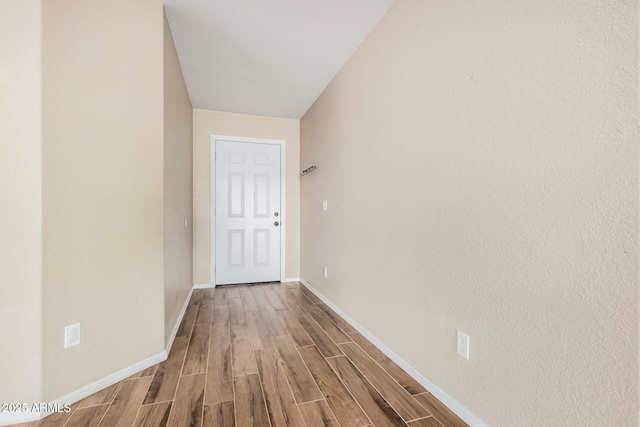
[215,281,281,287]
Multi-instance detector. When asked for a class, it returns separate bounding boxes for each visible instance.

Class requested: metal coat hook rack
[301,165,317,176]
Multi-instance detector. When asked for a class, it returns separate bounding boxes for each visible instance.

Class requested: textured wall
[41,0,165,401]
[163,11,194,345]
[300,0,639,425]
[0,0,43,409]
[193,109,300,284]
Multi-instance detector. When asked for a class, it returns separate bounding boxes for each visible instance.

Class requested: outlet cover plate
[457,330,469,359]
[65,323,81,348]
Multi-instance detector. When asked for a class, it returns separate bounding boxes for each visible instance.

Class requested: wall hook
[301,165,317,176]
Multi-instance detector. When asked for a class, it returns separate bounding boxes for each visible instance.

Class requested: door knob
[274,221,279,226]
[274,212,279,217]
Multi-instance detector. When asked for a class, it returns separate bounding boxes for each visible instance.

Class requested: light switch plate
[322,200,328,211]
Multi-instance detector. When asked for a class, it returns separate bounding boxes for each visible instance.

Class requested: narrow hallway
[20,283,467,427]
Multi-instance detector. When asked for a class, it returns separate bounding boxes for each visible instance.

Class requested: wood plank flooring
[20,282,468,427]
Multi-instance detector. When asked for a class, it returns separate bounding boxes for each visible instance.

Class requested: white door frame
[210,135,286,286]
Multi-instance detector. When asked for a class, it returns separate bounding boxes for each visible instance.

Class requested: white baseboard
[0,285,199,427]
[298,278,487,427]
[0,410,41,426]
[165,286,195,356]
[0,351,166,427]
[282,277,300,283]
[47,351,166,413]
[193,283,215,289]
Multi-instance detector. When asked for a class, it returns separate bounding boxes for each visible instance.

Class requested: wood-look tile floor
[19,282,468,427]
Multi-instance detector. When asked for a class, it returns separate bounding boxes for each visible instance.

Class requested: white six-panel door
[215,140,281,285]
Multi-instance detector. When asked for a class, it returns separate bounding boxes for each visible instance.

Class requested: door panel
[227,229,245,267]
[215,141,281,285]
[253,229,270,266]
[254,174,270,218]
[228,173,245,217]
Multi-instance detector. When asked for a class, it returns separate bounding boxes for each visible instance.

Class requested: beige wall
[0,0,43,408]
[163,11,194,345]
[193,110,300,284]
[41,0,165,401]
[301,0,639,425]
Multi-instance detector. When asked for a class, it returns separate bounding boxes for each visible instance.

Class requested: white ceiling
[162,0,394,119]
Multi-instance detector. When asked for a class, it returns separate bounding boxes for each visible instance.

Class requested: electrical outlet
[457,331,469,359]
[323,266,328,278]
[322,200,328,211]
[65,323,81,348]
